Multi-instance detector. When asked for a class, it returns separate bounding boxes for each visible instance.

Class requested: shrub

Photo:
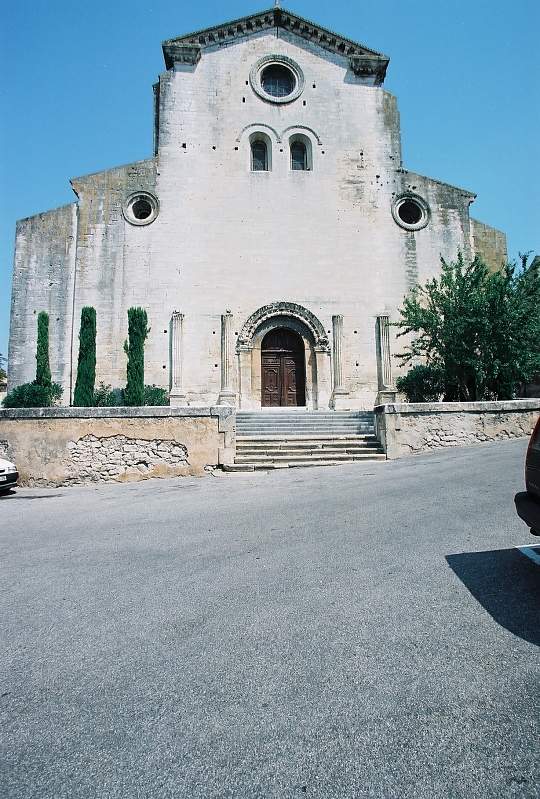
[396,364,445,402]
[2,381,62,408]
[35,311,52,388]
[124,308,149,406]
[92,382,119,407]
[144,384,169,406]
[73,307,97,406]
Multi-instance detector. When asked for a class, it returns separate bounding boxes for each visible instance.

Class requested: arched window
[251,139,268,171]
[291,140,308,171]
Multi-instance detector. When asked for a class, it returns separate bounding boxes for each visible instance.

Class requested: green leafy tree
[0,353,6,383]
[395,253,540,401]
[35,311,51,387]
[73,307,97,407]
[123,307,149,406]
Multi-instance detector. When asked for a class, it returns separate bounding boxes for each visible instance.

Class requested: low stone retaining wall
[0,406,235,486]
[375,400,540,459]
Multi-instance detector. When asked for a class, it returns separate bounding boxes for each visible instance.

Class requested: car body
[515,416,540,535]
[0,457,19,493]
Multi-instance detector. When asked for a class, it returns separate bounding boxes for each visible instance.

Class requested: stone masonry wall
[66,435,188,484]
[471,218,508,273]
[0,406,235,487]
[8,203,77,399]
[375,400,540,459]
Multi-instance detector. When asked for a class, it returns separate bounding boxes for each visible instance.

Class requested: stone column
[169,311,187,406]
[330,314,350,409]
[218,311,237,406]
[375,315,397,405]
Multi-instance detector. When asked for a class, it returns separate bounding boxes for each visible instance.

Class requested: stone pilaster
[330,314,350,409]
[218,311,237,406]
[314,347,332,410]
[169,311,187,406]
[375,314,397,405]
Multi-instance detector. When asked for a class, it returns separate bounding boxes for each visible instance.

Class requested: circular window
[392,194,430,231]
[123,192,159,226]
[261,64,296,98]
[250,55,304,104]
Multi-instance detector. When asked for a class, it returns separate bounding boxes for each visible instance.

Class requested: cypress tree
[73,307,97,406]
[35,311,51,388]
[124,307,149,406]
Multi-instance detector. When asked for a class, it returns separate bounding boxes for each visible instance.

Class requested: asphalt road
[1,439,539,799]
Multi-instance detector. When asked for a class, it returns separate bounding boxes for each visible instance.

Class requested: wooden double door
[261,328,306,407]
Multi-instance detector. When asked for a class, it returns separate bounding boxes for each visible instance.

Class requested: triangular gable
[162,7,389,85]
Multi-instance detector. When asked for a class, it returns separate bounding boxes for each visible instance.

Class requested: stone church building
[8,7,507,410]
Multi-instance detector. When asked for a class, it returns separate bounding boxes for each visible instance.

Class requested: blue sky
[1,0,539,361]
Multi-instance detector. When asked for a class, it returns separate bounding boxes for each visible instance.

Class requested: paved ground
[1,439,539,799]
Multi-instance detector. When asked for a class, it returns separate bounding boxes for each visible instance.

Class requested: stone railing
[374,400,540,459]
[0,406,235,486]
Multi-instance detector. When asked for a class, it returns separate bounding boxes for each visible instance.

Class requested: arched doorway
[261,328,306,407]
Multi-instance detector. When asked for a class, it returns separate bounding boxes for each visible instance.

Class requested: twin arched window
[250,135,311,172]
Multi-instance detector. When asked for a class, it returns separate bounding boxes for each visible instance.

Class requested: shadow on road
[0,489,62,500]
[446,548,540,646]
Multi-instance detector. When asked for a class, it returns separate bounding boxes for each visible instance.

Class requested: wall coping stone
[374,399,540,415]
[0,405,235,422]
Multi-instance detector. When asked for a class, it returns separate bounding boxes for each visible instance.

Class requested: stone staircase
[225,410,386,471]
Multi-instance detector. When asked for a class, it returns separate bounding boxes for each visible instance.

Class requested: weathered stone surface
[374,400,540,459]
[471,218,508,273]
[63,435,188,484]
[0,407,236,486]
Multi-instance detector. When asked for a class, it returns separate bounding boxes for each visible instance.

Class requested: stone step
[237,429,375,436]
[225,461,379,472]
[237,421,374,427]
[237,416,372,420]
[237,439,381,448]
[237,441,381,450]
[235,452,386,464]
[237,410,372,416]
[237,418,373,423]
[237,412,374,425]
[237,434,379,442]
[238,451,383,460]
[232,410,383,471]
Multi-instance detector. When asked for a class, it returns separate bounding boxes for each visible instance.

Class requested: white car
[0,458,18,493]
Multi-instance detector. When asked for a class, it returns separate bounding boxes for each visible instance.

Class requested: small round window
[250,55,304,104]
[123,192,159,226]
[392,194,430,231]
[261,64,296,98]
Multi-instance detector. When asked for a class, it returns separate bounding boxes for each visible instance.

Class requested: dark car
[515,416,540,536]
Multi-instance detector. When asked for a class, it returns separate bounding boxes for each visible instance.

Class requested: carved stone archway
[236,302,331,409]
[237,302,330,353]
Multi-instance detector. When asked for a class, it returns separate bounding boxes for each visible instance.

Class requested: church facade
[8,7,507,410]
